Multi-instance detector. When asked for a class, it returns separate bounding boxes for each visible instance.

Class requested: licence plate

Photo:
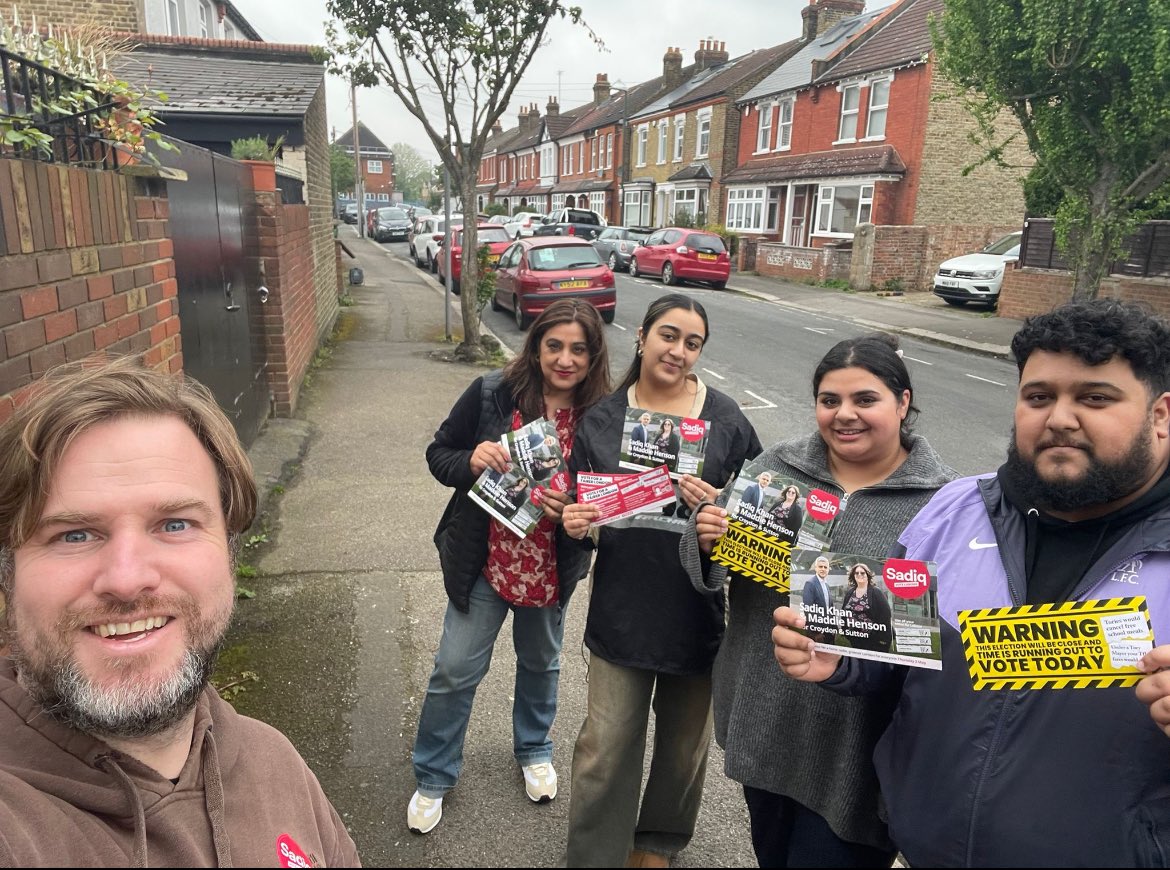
[939,278,959,287]
[559,279,589,289]
[698,253,717,261]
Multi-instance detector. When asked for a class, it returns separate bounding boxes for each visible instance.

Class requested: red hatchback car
[629,227,730,289]
[436,224,513,294]
[491,236,616,330]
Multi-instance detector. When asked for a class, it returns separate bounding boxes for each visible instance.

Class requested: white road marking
[741,389,777,410]
[612,323,627,331]
[966,374,1007,387]
[804,326,834,335]
[903,356,933,365]
[702,367,725,380]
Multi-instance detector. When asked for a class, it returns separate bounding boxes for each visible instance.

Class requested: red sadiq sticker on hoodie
[277,834,314,868]
[804,489,841,523]
[883,558,931,600]
[679,418,707,442]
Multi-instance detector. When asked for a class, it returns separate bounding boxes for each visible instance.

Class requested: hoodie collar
[777,432,956,492]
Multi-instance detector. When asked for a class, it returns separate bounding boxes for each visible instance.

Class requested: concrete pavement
[230,232,1027,866]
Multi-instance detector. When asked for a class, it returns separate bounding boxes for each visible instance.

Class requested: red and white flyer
[577,465,676,527]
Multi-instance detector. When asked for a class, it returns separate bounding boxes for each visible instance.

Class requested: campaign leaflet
[790,549,942,670]
[619,407,709,479]
[577,465,677,527]
[467,418,567,538]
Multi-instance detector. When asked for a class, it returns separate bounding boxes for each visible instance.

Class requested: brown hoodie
[0,663,361,868]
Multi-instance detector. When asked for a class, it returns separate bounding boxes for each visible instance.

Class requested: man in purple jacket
[773,299,1170,867]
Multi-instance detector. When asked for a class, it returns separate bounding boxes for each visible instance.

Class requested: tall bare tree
[327,0,598,359]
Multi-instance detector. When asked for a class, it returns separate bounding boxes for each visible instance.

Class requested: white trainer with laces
[522,762,558,802]
[407,790,443,834]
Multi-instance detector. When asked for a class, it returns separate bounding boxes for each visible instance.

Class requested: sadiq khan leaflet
[791,550,943,670]
[468,418,567,538]
[619,407,709,479]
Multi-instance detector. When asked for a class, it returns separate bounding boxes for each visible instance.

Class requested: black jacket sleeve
[426,376,486,491]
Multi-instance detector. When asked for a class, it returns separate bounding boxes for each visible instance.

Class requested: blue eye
[61,530,91,543]
[162,519,190,533]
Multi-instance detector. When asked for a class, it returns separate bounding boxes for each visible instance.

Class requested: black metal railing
[1020,218,1170,279]
[1,44,116,167]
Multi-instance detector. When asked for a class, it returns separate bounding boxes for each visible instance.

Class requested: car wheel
[629,257,639,279]
[711,281,726,290]
[601,307,615,324]
[943,298,968,308]
[514,297,532,330]
[428,253,436,273]
[662,262,676,286]
[608,252,619,271]
[413,246,424,268]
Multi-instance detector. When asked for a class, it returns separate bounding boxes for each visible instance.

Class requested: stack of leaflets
[619,407,709,479]
[577,465,677,527]
[468,418,567,538]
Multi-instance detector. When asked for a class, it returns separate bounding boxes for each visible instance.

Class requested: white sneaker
[522,762,558,802]
[407,790,443,834]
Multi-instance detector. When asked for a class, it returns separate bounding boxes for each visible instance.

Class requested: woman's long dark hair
[618,294,710,392]
[503,299,611,420]
[812,332,919,449]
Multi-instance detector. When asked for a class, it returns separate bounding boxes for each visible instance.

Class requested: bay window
[814,183,875,236]
[726,187,766,232]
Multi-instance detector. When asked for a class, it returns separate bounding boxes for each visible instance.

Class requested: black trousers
[742,786,897,869]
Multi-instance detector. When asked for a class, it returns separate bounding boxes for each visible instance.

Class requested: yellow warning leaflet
[711,518,792,593]
[959,597,1153,690]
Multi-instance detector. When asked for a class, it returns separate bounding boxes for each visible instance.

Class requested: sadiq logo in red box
[883,558,931,600]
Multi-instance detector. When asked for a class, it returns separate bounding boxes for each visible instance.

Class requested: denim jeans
[413,575,566,797]
[566,654,714,867]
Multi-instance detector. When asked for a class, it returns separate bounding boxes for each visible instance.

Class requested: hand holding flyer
[577,465,676,527]
[620,407,709,479]
[468,418,568,538]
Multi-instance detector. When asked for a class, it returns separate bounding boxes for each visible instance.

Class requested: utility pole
[351,79,365,237]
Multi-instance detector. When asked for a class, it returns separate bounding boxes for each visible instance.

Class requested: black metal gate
[155,140,270,446]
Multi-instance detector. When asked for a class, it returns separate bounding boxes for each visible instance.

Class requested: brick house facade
[334,122,396,211]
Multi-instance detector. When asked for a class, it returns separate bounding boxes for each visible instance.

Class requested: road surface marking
[966,374,1007,387]
[903,356,933,365]
[612,323,627,331]
[702,367,725,380]
[741,390,777,410]
[804,326,834,335]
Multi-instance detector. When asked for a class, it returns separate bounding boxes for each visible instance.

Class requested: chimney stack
[663,46,684,88]
[803,0,866,41]
[492,119,503,136]
[694,37,729,71]
[593,73,611,105]
[546,96,559,117]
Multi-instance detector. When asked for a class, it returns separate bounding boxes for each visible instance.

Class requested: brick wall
[998,268,1170,321]
[914,71,1030,227]
[851,222,1021,291]
[14,0,140,32]
[0,158,180,424]
[756,241,851,284]
[302,82,341,345]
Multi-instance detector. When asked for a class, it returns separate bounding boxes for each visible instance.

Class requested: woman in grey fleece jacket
[680,334,956,868]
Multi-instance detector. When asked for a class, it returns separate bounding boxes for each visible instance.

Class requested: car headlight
[972,268,1002,279]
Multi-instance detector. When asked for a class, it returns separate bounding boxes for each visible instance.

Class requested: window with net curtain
[815,184,875,235]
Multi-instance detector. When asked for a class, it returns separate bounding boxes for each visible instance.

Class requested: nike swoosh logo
[969,538,998,550]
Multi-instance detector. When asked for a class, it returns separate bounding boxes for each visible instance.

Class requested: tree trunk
[1070,171,1120,302]
[454,174,485,361]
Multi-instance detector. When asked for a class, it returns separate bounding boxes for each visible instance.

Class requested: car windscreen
[413,207,433,216]
[685,233,726,253]
[566,209,600,225]
[627,230,650,243]
[526,245,604,271]
[468,227,510,244]
[382,208,407,220]
[984,234,1023,255]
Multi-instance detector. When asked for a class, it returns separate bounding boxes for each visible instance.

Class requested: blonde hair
[0,356,257,618]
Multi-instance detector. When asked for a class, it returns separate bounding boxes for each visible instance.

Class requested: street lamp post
[612,82,630,225]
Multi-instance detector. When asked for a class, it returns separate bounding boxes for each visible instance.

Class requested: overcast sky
[233,0,897,161]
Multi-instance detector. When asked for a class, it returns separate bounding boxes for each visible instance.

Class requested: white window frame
[864,77,891,140]
[657,122,668,164]
[725,187,766,232]
[367,159,383,174]
[562,146,570,176]
[813,183,875,237]
[696,111,711,158]
[636,125,648,166]
[606,134,613,168]
[198,0,211,36]
[623,189,652,226]
[577,143,583,174]
[592,137,598,171]
[166,0,184,35]
[223,19,236,39]
[674,118,685,162]
[590,191,606,215]
[552,194,566,212]
[673,188,699,221]
[755,103,773,154]
[836,83,861,143]
[377,193,390,202]
[775,97,794,151]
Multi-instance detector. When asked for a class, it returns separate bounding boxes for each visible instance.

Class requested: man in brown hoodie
[0,357,361,868]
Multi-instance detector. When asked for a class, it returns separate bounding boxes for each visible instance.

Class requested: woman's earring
[637,345,644,357]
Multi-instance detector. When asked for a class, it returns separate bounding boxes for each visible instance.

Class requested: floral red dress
[484,406,578,607]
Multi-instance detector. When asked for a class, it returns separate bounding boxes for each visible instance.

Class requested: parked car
[372,206,413,242]
[593,225,653,272]
[436,224,513,294]
[410,214,465,272]
[491,236,616,330]
[342,202,359,224]
[405,205,433,223]
[504,211,544,240]
[487,214,511,228]
[932,231,1022,309]
[533,207,605,240]
[629,227,730,289]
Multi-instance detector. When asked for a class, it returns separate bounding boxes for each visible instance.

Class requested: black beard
[1005,425,1156,513]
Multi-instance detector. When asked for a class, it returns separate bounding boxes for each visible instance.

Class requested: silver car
[592,226,653,272]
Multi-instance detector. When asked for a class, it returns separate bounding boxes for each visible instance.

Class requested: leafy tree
[327,0,597,358]
[329,143,355,201]
[933,0,1170,299]
[484,201,509,217]
[391,141,434,203]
